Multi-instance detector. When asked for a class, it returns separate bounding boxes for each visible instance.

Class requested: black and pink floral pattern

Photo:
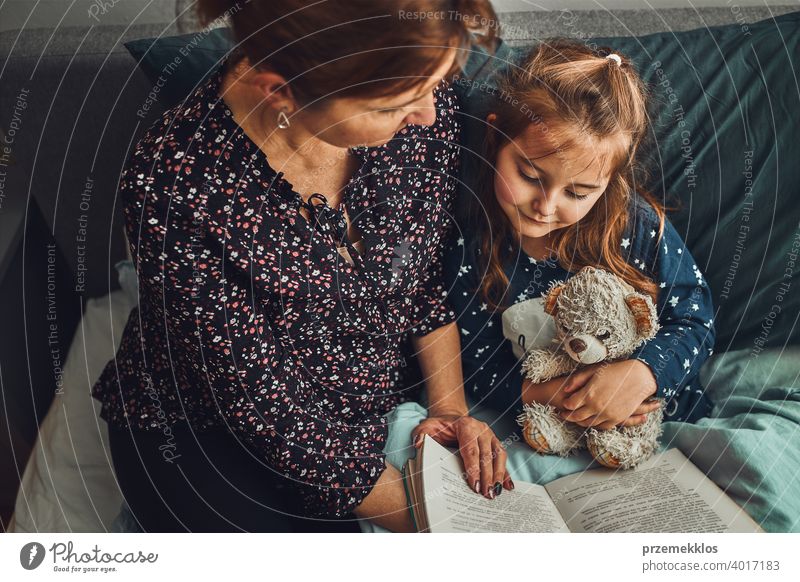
[92,54,461,517]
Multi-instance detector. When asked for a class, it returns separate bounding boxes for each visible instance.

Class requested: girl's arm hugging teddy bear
[517,266,666,469]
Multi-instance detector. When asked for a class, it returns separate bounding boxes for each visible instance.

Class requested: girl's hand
[523,366,659,428]
[521,374,577,410]
[557,360,662,429]
[411,415,514,499]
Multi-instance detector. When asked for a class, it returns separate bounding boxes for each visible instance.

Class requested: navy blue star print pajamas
[443,196,716,424]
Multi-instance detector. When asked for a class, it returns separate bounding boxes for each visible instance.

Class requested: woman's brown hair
[467,39,666,312]
[196,0,499,106]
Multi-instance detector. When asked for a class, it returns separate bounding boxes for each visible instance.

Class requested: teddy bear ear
[543,283,565,315]
[624,294,659,338]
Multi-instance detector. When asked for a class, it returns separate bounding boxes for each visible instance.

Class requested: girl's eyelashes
[517,166,592,200]
[517,167,540,184]
[566,190,590,201]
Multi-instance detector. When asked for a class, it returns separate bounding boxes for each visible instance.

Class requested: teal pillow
[126,13,800,351]
[125,28,235,109]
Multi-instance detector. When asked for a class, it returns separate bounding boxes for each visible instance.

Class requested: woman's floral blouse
[92,54,461,518]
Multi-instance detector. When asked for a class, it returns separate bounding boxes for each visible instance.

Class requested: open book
[403,436,764,533]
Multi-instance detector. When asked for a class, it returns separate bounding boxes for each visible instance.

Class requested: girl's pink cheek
[495,179,518,206]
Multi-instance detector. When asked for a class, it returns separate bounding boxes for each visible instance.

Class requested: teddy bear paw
[517,402,587,456]
[585,408,664,469]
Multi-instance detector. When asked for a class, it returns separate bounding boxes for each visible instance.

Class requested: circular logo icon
[20,542,46,570]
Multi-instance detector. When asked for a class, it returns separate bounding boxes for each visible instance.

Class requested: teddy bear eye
[597,330,611,340]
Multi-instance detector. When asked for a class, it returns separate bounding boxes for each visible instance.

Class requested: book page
[420,437,570,533]
[544,448,763,533]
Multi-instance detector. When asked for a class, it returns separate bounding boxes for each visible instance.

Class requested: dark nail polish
[508,479,515,490]
[493,482,503,497]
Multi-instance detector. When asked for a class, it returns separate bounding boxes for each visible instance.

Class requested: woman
[92,0,507,533]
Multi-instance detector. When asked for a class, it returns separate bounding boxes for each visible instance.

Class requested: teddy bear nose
[569,338,587,353]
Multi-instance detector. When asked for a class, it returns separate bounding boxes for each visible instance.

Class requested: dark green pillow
[126,13,800,351]
[125,28,235,109]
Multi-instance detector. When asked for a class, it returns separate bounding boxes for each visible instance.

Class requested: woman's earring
[277,107,291,130]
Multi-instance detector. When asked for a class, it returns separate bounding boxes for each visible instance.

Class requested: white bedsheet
[9,289,134,532]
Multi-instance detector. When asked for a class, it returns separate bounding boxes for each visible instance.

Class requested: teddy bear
[516,266,665,469]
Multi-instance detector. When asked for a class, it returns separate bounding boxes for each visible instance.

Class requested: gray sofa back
[0,24,181,298]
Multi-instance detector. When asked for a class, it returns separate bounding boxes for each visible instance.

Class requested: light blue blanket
[364,347,800,533]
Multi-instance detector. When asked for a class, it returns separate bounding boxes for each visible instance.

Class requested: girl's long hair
[466,39,666,312]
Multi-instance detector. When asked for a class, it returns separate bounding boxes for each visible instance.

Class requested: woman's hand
[556,360,662,429]
[411,415,514,499]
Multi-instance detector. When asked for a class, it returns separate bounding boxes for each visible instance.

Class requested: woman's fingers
[448,418,512,498]
[411,424,432,448]
[412,418,454,447]
[459,441,482,494]
[491,439,508,496]
[478,435,495,498]
[412,427,440,448]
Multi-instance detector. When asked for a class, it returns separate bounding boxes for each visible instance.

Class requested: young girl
[439,40,715,441]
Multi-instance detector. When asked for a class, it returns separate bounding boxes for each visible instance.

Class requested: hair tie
[606,53,622,66]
